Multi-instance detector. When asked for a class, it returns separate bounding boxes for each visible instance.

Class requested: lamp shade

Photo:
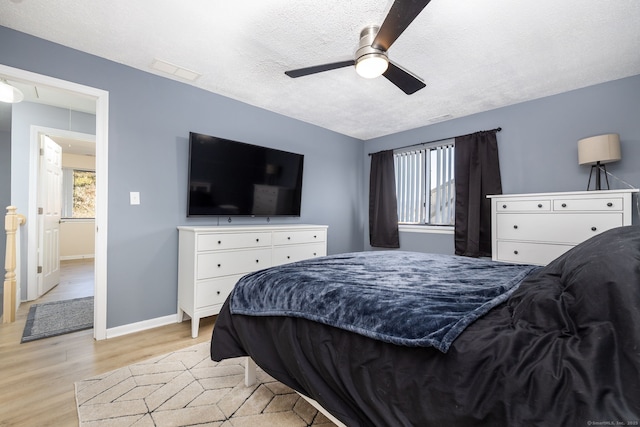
[577,133,621,165]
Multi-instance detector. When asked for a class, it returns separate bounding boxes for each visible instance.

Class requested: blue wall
[0,25,365,328]
[364,74,640,251]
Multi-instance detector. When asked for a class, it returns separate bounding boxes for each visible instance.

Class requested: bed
[210,225,640,426]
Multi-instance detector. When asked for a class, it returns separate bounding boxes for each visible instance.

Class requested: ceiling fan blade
[373,0,432,51]
[285,60,355,78]
[383,61,426,95]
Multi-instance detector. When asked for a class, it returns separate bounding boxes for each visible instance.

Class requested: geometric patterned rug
[74,342,336,426]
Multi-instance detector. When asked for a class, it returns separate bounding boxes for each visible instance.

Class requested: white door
[38,135,62,296]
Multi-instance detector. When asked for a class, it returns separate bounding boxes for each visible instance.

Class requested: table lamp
[577,133,621,190]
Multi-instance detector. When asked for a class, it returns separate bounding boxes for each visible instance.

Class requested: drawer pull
[513,225,518,229]
[216,291,221,295]
[502,204,507,209]
[314,235,317,238]
[561,203,567,208]
[256,259,259,263]
[313,252,317,256]
[217,264,221,268]
[218,240,222,245]
[591,227,597,232]
[607,202,613,207]
[287,255,290,259]
[256,238,260,242]
[288,236,291,240]
[513,250,519,255]
[537,204,543,208]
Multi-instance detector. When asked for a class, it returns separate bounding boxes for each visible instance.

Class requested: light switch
[130,192,140,205]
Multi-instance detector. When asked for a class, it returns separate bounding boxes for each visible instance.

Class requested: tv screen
[187,132,304,217]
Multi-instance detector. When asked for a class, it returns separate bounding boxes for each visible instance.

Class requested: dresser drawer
[195,274,243,309]
[197,232,272,251]
[272,242,327,266]
[497,213,623,244]
[197,248,271,279]
[496,241,573,265]
[553,197,624,212]
[496,200,550,212]
[273,229,327,246]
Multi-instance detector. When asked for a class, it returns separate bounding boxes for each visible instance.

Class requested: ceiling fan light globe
[356,54,389,79]
[0,79,24,103]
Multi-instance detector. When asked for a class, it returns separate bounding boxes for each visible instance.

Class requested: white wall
[60,221,94,260]
[63,152,95,170]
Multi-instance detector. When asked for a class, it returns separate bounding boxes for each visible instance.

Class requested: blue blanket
[230,251,539,352]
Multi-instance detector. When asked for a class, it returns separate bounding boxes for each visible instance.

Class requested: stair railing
[3,206,27,323]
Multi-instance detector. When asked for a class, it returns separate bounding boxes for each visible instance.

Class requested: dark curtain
[454,130,502,257]
[369,150,400,248]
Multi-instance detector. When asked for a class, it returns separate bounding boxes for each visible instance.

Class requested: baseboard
[105,313,180,339]
[60,254,95,261]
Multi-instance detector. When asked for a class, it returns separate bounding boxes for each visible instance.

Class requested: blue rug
[21,296,93,343]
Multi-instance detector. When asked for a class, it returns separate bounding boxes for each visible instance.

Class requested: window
[394,141,455,225]
[62,169,96,219]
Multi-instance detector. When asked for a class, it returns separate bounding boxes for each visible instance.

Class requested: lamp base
[586,162,611,191]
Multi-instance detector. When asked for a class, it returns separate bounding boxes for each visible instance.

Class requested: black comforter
[211,226,640,426]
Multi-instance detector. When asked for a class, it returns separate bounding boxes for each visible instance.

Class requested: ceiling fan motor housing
[355,25,389,78]
[284,1,428,95]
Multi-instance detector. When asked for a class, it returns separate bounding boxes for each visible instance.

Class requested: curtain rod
[368,127,502,156]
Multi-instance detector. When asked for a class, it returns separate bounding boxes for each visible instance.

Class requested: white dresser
[488,190,637,266]
[177,224,328,337]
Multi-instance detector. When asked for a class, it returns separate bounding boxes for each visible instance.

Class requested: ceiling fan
[284,0,432,95]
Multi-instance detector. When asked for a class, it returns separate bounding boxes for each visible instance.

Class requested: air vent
[427,114,453,123]
[151,59,201,82]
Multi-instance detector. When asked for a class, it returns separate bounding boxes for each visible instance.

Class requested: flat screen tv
[187,132,304,217]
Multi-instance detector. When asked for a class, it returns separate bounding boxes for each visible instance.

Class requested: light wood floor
[0,259,215,426]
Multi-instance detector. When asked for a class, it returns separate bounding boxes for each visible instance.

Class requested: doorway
[0,63,109,340]
[29,129,96,301]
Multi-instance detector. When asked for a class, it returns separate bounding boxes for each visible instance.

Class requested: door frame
[28,128,96,300]
[1,63,109,340]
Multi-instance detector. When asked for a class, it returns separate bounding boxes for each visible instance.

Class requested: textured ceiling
[1,0,639,140]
